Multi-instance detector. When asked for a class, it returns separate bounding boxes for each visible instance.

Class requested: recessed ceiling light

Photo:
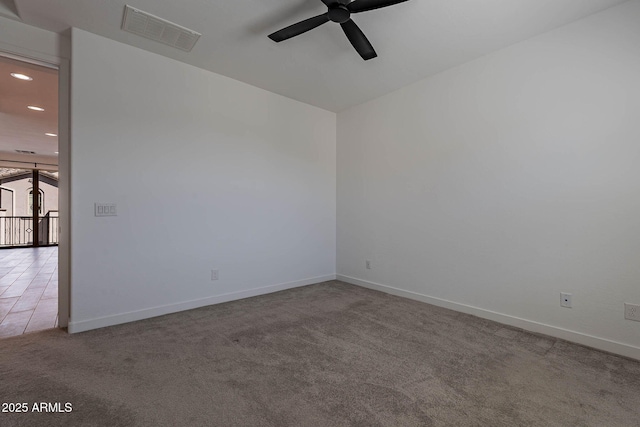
[11,73,33,81]
[54,151,59,154]
[45,133,57,137]
[27,106,45,112]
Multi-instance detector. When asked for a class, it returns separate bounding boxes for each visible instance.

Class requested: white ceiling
[0,55,58,160]
[13,0,629,112]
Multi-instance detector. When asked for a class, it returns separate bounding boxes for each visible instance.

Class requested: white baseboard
[337,274,640,361]
[68,274,337,333]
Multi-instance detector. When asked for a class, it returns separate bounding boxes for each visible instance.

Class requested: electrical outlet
[365,260,371,270]
[211,269,219,281]
[624,303,640,322]
[560,292,572,308]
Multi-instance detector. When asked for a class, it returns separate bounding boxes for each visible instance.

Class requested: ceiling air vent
[122,5,201,52]
[15,150,36,154]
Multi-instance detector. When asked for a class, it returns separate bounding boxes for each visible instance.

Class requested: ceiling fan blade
[268,13,330,42]
[347,0,409,13]
[340,19,377,60]
[321,0,350,5]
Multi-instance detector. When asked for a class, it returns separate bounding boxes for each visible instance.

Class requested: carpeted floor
[1,281,639,426]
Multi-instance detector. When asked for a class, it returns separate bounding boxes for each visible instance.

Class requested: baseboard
[68,274,337,333]
[337,274,640,361]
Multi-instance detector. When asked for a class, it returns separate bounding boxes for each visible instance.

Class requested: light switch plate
[95,203,117,216]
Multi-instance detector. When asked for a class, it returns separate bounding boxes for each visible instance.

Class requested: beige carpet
[1,281,639,426]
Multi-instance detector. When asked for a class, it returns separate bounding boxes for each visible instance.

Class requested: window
[28,188,44,215]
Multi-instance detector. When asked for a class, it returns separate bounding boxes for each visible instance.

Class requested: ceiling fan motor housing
[268,0,411,60]
[328,5,351,23]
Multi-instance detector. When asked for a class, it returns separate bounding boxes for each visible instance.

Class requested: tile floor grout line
[0,247,58,337]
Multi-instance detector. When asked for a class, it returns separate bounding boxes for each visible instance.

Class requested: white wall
[70,29,336,332]
[337,1,640,359]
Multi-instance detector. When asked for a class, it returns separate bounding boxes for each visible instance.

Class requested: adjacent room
[1,0,639,425]
[0,54,59,338]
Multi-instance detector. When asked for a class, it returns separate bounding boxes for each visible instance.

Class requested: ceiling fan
[268,0,410,60]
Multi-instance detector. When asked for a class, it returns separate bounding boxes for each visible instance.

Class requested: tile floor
[0,246,58,338]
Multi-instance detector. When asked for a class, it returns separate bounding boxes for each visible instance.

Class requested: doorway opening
[0,53,59,337]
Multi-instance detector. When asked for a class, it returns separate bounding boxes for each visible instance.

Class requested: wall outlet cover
[624,303,640,321]
[560,292,572,308]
